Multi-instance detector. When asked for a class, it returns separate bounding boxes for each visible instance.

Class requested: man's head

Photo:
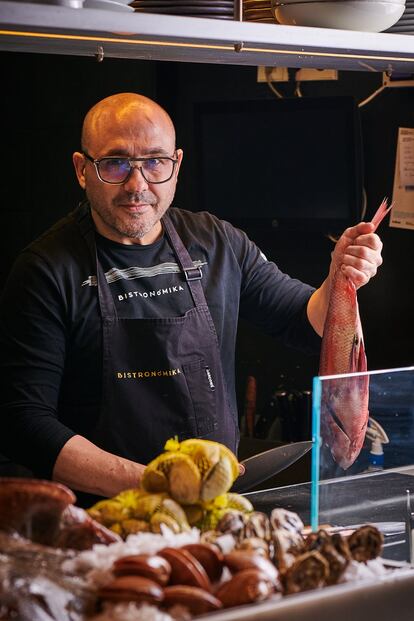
[73,93,183,245]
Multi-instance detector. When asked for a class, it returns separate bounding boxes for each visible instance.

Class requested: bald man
[0,93,384,505]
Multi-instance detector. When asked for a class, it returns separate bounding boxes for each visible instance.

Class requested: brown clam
[159,547,211,591]
[215,510,246,540]
[304,530,349,585]
[270,508,304,535]
[272,528,304,571]
[113,554,172,586]
[216,568,275,608]
[200,529,237,554]
[348,525,384,562]
[283,551,329,594]
[223,550,280,587]
[99,575,164,604]
[163,585,223,615]
[237,537,270,558]
[182,543,224,583]
[244,512,272,542]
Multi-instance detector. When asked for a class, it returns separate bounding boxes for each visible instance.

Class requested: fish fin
[349,333,366,373]
[357,337,367,373]
[371,198,393,231]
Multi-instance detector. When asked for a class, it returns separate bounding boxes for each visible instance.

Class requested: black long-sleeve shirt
[0,204,320,477]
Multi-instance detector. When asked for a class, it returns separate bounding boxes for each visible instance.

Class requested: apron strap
[75,201,117,319]
[162,212,207,309]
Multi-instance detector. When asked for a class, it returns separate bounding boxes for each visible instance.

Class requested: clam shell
[201,456,233,502]
[168,458,201,505]
[182,543,224,582]
[113,554,171,585]
[216,568,275,608]
[159,547,211,591]
[163,585,222,615]
[99,575,164,604]
[224,550,280,587]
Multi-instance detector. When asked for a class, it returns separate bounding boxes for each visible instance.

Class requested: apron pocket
[182,359,218,436]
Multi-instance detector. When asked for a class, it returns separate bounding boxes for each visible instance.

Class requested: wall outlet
[257,66,289,82]
[295,69,338,81]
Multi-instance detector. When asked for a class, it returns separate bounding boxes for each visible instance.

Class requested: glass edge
[317,365,414,381]
[311,375,321,532]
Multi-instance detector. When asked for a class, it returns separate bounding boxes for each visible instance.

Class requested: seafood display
[0,440,408,621]
[319,199,392,469]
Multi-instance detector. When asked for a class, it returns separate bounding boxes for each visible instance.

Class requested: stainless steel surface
[405,490,414,563]
[201,567,414,621]
[232,441,312,493]
[328,521,405,535]
[1,2,414,71]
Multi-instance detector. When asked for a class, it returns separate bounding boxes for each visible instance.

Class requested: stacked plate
[386,0,414,32]
[271,0,407,32]
[130,0,235,19]
[243,0,275,22]
[84,0,134,10]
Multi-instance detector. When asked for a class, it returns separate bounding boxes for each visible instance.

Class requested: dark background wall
[3,51,414,428]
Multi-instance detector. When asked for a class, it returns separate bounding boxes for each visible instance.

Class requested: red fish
[319,199,392,469]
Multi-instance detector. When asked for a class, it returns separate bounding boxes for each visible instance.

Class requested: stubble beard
[90,191,168,240]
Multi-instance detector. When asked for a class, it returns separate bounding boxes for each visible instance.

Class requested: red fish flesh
[319,199,392,469]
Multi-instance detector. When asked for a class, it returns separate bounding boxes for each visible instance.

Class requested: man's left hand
[330,221,384,289]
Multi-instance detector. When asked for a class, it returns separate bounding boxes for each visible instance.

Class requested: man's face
[73,105,183,245]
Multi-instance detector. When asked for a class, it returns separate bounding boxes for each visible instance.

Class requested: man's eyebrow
[102,147,172,157]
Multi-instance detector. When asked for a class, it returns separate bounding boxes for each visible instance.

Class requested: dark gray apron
[90,212,238,464]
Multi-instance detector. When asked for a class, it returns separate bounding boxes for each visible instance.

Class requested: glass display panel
[311,366,414,561]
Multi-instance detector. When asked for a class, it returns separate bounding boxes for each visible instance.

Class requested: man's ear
[175,148,184,179]
[73,152,86,190]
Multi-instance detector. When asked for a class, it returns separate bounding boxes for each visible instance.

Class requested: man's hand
[307,221,385,337]
[329,221,384,290]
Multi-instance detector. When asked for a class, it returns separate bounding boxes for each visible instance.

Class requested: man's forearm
[306,278,330,338]
[52,435,146,498]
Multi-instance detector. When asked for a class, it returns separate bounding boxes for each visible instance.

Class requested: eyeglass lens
[98,157,175,184]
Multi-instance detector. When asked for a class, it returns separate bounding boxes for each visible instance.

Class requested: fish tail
[371,198,393,231]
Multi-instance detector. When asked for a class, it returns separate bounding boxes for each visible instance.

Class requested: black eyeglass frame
[82,151,179,185]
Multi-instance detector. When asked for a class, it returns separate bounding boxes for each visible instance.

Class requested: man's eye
[108,159,128,168]
[144,158,163,170]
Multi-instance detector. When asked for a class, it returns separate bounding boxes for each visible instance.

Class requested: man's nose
[123,165,149,192]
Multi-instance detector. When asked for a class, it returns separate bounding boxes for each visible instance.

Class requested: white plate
[274,0,405,31]
[84,0,134,9]
[132,4,233,12]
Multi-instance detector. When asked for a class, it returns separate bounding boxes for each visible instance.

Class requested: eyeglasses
[82,151,179,185]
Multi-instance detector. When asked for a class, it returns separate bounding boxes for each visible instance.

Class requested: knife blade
[232,440,313,494]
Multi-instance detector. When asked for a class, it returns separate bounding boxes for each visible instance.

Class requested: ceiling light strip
[1,29,413,63]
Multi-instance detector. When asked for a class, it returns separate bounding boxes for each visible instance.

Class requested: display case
[234,366,414,620]
[246,366,414,563]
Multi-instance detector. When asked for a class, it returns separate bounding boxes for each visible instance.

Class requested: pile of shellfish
[88,438,252,537]
[95,507,385,617]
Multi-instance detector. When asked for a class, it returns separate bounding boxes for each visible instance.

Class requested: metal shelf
[1,2,414,71]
